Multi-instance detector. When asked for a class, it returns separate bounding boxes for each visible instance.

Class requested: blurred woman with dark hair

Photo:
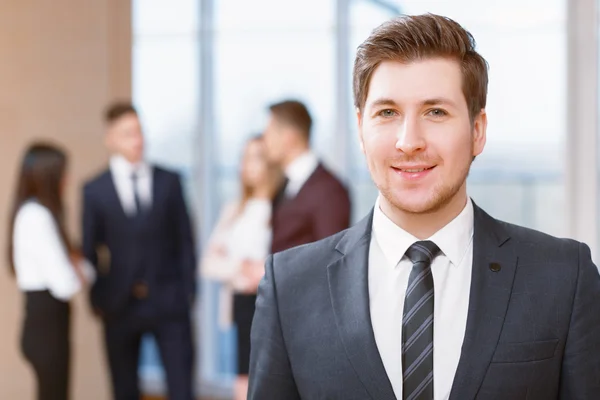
[7,142,94,400]
[201,135,282,400]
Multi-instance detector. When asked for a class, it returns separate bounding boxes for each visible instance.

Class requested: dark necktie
[402,240,441,400]
[131,172,143,216]
[273,177,290,207]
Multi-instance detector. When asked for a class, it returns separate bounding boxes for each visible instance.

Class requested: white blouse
[201,198,272,328]
[12,201,95,301]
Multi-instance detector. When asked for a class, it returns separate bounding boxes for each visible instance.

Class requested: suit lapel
[290,163,323,201]
[449,203,519,400]
[104,171,129,220]
[147,166,160,217]
[105,164,158,222]
[327,212,397,400]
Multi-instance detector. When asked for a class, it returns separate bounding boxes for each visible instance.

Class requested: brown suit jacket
[271,163,351,254]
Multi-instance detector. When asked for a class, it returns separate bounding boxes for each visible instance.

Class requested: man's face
[358,58,486,215]
[241,139,269,189]
[105,113,145,164]
[262,114,288,165]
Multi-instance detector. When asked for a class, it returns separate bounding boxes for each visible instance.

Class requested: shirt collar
[284,151,319,185]
[372,196,474,268]
[109,155,150,178]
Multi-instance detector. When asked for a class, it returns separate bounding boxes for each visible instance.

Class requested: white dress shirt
[284,151,319,198]
[369,196,474,400]
[13,201,95,301]
[109,155,153,216]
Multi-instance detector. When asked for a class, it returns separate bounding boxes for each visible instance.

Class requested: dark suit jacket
[249,201,600,399]
[271,163,351,253]
[82,166,196,320]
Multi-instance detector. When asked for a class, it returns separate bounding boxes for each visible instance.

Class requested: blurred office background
[0,0,597,398]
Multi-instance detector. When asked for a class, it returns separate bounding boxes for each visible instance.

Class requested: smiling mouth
[393,166,435,172]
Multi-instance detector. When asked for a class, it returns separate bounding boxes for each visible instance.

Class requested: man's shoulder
[488,213,584,261]
[499,217,574,244]
[84,168,111,192]
[308,163,349,194]
[152,164,183,182]
[271,227,351,274]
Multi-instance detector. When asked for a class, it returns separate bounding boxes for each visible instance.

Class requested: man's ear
[472,108,487,158]
[357,108,365,154]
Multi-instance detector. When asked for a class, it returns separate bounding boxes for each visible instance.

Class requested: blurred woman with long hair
[7,142,94,400]
[201,135,282,400]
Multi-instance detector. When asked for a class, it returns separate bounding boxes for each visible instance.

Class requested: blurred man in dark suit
[263,100,351,253]
[82,102,196,400]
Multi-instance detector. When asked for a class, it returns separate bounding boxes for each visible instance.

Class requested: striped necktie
[402,240,441,400]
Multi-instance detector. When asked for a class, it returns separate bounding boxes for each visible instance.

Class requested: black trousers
[233,294,257,375]
[103,311,194,400]
[21,290,71,400]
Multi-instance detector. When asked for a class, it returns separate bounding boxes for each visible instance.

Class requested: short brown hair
[269,100,312,142]
[104,101,137,123]
[353,13,488,122]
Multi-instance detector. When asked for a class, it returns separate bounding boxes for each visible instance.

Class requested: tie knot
[405,240,441,265]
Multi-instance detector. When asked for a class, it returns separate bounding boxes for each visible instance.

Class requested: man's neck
[282,147,310,170]
[379,189,469,239]
[251,187,272,199]
[112,153,143,167]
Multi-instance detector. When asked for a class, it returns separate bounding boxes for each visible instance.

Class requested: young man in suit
[249,14,600,399]
[263,100,351,253]
[82,102,196,400]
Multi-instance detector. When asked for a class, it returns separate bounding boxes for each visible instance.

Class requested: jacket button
[489,262,501,272]
[132,282,149,299]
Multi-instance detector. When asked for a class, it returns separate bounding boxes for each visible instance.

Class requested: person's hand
[240,259,252,277]
[69,250,83,264]
[240,259,265,293]
[214,244,227,257]
[74,265,89,288]
[69,250,88,287]
[92,307,105,319]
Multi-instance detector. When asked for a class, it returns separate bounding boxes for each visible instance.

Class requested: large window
[214,0,336,202]
[133,0,200,171]
[443,1,566,236]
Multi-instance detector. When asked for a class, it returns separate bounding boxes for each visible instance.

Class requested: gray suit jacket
[248,202,600,399]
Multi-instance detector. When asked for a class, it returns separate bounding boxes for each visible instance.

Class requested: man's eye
[428,109,447,117]
[378,109,397,117]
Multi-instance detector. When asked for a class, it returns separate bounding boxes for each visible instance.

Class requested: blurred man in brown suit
[263,100,351,253]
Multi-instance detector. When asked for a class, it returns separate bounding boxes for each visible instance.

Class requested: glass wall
[213,0,336,203]
[441,0,566,236]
